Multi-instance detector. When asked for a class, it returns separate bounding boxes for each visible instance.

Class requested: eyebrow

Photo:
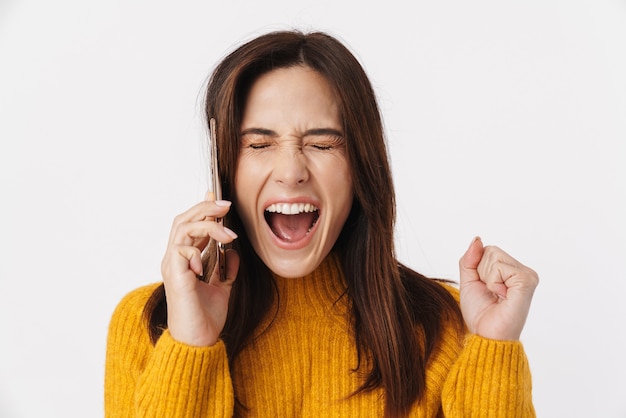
[240,127,344,137]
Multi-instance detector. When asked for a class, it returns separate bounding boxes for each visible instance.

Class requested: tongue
[267,212,317,242]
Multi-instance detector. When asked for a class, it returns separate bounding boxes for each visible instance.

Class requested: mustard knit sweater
[105,254,535,417]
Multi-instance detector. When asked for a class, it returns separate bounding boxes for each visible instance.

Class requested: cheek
[329,157,352,194]
[335,183,354,223]
[324,160,353,220]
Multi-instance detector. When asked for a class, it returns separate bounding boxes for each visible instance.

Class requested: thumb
[207,248,240,286]
[224,249,240,283]
[459,236,484,284]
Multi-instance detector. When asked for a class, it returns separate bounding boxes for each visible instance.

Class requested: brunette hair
[144,30,462,417]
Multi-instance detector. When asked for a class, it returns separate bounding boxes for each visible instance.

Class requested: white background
[1,1,624,417]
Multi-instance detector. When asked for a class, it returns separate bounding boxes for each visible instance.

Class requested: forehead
[241,66,341,129]
[249,65,335,96]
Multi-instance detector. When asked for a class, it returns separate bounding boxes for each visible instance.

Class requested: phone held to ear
[209,117,226,281]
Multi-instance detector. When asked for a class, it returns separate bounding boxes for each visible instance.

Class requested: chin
[257,247,329,279]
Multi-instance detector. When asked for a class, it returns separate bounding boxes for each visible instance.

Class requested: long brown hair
[144,30,462,417]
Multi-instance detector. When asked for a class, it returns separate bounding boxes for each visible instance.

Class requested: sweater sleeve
[104,284,234,418]
[441,334,535,417]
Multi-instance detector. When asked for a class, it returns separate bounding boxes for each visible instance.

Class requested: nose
[272,146,309,187]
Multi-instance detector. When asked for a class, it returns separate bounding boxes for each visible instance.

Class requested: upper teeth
[265,203,318,215]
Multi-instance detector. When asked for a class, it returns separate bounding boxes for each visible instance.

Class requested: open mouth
[264,202,320,243]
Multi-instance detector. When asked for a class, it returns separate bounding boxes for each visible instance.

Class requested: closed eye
[310,144,333,151]
[249,143,272,149]
[240,128,276,150]
[305,131,344,151]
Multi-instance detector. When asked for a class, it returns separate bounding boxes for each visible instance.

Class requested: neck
[270,252,350,320]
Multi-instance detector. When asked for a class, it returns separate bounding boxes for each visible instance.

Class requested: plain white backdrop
[1,0,624,416]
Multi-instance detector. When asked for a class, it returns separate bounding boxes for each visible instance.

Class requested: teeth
[265,203,318,215]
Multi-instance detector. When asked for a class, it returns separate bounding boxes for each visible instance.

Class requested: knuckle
[172,213,186,226]
[483,245,496,254]
[171,222,187,241]
[526,267,540,286]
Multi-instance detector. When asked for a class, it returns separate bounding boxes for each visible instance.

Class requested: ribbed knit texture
[105,254,535,417]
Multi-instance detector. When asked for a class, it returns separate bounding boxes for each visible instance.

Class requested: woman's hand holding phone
[160,195,239,347]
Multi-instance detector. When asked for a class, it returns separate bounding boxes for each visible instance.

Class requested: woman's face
[234,66,353,278]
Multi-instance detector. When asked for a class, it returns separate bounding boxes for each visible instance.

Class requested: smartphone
[209,118,227,281]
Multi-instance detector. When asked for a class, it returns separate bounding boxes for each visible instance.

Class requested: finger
[480,245,521,270]
[171,220,238,247]
[168,200,233,245]
[162,245,204,278]
[224,249,240,282]
[478,258,539,296]
[476,246,526,297]
[477,259,509,299]
[459,236,485,285]
[171,199,231,227]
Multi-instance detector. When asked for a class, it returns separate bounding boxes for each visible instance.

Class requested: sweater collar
[271,252,350,319]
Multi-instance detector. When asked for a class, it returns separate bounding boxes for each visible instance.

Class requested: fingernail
[215,200,232,207]
[224,227,238,239]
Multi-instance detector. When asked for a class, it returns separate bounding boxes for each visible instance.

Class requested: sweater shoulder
[107,282,162,346]
[110,283,161,323]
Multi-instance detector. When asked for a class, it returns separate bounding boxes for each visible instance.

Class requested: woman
[105,30,538,417]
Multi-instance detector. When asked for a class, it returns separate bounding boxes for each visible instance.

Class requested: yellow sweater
[105,254,534,417]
